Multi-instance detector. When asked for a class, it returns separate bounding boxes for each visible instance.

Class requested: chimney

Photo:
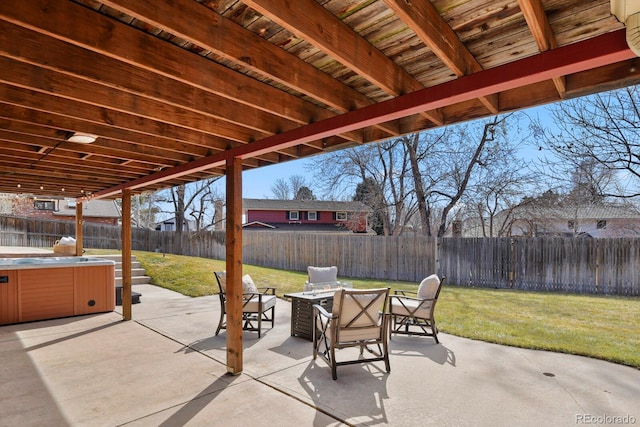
[214,200,224,231]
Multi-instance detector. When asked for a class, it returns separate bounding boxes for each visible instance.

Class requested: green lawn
[87,249,640,369]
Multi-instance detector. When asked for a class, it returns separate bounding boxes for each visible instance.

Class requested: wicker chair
[389,274,444,343]
[313,287,390,380]
[214,271,277,338]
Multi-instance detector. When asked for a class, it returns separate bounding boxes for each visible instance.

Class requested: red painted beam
[91,29,634,200]
[232,29,634,158]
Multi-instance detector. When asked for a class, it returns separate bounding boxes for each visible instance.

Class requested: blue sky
[241,159,313,198]
[211,103,561,200]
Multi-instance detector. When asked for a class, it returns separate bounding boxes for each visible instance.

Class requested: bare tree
[406,115,521,237]
[310,139,414,235]
[270,174,313,200]
[461,125,534,237]
[162,177,223,234]
[405,130,445,236]
[535,85,640,199]
[312,115,525,237]
[270,178,290,199]
[124,191,162,229]
[289,175,307,198]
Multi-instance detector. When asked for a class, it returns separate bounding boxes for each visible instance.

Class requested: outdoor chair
[305,266,341,292]
[214,271,277,338]
[313,287,390,380]
[389,274,444,343]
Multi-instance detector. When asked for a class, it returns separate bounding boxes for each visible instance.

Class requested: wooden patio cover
[1,0,640,373]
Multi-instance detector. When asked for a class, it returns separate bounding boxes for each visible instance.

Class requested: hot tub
[0,257,116,325]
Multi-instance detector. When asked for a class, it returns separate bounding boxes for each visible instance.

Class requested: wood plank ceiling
[1,0,639,199]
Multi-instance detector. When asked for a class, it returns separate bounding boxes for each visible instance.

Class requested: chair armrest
[313,303,333,320]
[242,287,276,299]
[390,294,435,302]
[394,290,418,297]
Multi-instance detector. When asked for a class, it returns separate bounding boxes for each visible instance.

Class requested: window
[336,211,347,221]
[288,211,299,220]
[597,220,606,229]
[34,200,55,210]
[307,211,317,220]
[568,220,575,230]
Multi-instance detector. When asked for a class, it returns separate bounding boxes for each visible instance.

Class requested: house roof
[243,198,371,212]
[514,204,640,220]
[1,1,639,199]
[52,198,121,218]
[243,221,359,234]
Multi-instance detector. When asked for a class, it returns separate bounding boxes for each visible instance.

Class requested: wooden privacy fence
[438,238,640,296]
[0,216,76,247]
[241,232,437,282]
[2,216,639,295]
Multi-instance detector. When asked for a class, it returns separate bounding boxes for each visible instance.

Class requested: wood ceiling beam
[0,87,215,159]
[0,119,172,168]
[0,89,224,158]
[0,21,294,137]
[0,0,306,121]
[0,56,270,145]
[0,0,365,144]
[91,29,634,200]
[564,57,640,98]
[0,145,142,179]
[383,0,499,114]
[0,176,97,196]
[0,57,267,146]
[0,156,139,183]
[0,163,124,186]
[0,22,331,148]
[0,112,266,175]
[1,76,294,166]
[517,0,566,97]
[99,0,399,138]
[0,138,147,175]
[242,0,444,126]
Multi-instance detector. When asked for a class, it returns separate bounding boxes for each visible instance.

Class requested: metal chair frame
[389,276,444,343]
[313,287,390,380]
[214,271,276,338]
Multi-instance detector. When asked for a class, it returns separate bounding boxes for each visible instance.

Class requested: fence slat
[2,216,638,295]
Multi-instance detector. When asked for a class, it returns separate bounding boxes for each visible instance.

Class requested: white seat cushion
[242,274,259,294]
[243,294,277,313]
[329,289,384,342]
[218,272,260,295]
[307,266,338,284]
[417,274,440,299]
[390,298,433,318]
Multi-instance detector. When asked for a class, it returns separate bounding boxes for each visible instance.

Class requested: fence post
[509,238,514,288]
[595,240,600,294]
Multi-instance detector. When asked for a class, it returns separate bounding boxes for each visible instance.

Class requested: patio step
[89,254,149,305]
[90,254,152,286]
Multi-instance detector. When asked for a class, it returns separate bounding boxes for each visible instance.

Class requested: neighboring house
[155,217,197,232]
[242,199,372,233]
[0,194,120,225]
[460,204,640,238]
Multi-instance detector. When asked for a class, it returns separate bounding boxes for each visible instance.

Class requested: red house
[1,194,121,226]
[242,199,372,233]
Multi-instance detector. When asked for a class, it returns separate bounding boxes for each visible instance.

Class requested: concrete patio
[1,283,639,426]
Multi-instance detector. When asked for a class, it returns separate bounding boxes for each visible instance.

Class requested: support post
[225,155,243,374]
[122,189,132,321]
[75,202,83,256]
